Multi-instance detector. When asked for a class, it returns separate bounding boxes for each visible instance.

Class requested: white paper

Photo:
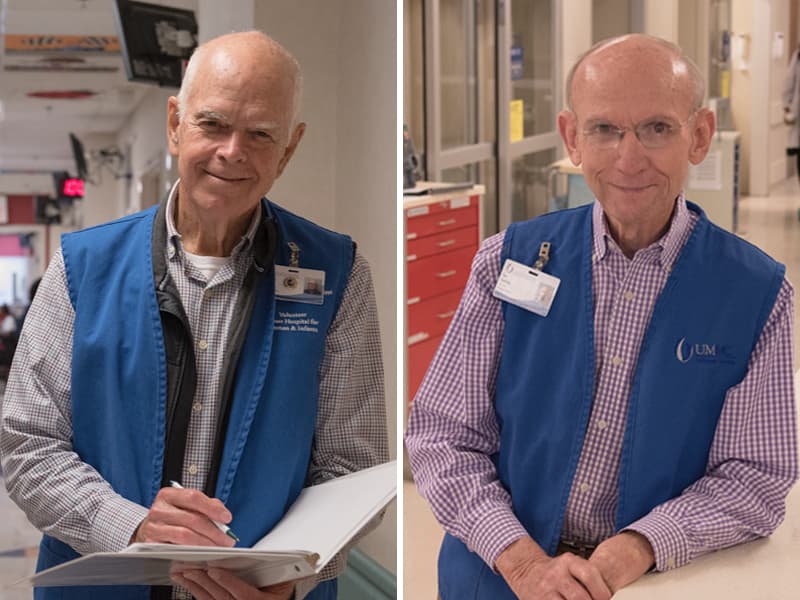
[251,461,396,566]
[19,461,397,589]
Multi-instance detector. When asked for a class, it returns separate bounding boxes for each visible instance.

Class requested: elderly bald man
[406,34,797,599]
[1,31,388,600]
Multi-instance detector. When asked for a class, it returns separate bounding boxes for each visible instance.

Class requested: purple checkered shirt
[405,195,798,573]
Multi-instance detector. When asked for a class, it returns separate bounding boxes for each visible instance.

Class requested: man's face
[558,47,714,234]
[167,49,303,223]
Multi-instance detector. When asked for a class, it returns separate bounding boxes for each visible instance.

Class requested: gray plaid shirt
[1,189,388,598]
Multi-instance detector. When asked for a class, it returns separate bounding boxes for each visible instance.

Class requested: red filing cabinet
[404,184,485,408]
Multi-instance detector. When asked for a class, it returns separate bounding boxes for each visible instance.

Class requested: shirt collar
[164,179,261,259]
[591,194,691,271]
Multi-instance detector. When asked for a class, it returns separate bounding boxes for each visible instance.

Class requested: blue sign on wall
[511,45,523,80]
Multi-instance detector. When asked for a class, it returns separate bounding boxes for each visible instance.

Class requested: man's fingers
[567,557,612,600]
[160,487,232,523]
[139,519,225,546]
[137,489,235,547]
[555,578,593,600]
[175,569,232,600]
[208,568,294,599]
[207,569,257,599]
[173,568,295,600]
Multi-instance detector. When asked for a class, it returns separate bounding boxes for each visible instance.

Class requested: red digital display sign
[62,178,84,197]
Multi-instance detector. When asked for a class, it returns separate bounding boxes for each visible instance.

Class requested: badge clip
[287,242,301,267]
[533,241,551,270]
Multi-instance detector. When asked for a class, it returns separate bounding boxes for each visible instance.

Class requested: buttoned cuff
[88,494,149,553]
[467,505,528,571]
[624,510,690,572]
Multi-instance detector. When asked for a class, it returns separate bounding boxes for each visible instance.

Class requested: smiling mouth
[610,183,653,192]
[205,170,248,182]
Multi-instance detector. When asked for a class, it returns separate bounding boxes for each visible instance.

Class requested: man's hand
[588,531,655,594]
[496,536,612,600]
[130,486,235,548]
[172,568,297,600]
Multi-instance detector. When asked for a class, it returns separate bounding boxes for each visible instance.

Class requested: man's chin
[183,189,259,213]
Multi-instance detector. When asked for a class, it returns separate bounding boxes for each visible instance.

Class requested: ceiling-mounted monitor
[69,133,88,181]
[113,0,198,88]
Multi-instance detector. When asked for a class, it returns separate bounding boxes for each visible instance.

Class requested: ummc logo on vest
[675,337,735,365]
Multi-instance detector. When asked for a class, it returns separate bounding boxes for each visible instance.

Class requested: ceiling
[0,0,182,178]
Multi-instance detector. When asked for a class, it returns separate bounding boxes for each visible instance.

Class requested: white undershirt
[182,251,231,282]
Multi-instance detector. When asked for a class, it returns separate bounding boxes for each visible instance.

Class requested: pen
[169,480,240,543]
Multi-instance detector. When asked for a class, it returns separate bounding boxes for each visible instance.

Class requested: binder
[19,461,396,589]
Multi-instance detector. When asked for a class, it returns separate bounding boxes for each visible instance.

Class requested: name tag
[275,265,326,305]
[493,258,560,317]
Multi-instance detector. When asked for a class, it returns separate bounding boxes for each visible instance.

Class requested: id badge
[492,258,560,317]
[275,265,326,305]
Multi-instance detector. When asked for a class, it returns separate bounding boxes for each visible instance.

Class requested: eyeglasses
[581,114,695,150]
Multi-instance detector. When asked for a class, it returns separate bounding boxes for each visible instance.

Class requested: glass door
[414,0,562,235]
[426,0,498,234]
[499,0,561,228]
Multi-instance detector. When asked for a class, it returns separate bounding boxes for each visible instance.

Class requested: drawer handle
[437,239,456,248]
[436,310,456,319]
[437,218,457,227]
[435,270,457,279]
[408,296,421,305]
[408,331,430,345]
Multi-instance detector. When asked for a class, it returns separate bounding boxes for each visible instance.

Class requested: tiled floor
[403,177,800,599]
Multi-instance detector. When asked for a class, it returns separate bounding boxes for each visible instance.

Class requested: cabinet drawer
[407,289,462,344]
[406,226,477,262]
[406,204,478,240]
[407,334,443,405]
[407,246,474,303]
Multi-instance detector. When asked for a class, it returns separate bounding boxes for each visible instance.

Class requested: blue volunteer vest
[438,202,784,599]
[34,199,352,600]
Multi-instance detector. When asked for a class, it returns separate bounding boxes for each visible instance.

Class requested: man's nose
[216,132,247,162]
[614,129,649,173]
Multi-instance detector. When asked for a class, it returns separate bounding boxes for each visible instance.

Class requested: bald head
[566,34,705,114]
[177,30,303,125]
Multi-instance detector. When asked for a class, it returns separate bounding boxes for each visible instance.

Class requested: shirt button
[666,556,676,569]
[168,246,176,259]
[580,482,590,493]
[624,290,634,301]
[198,339,208,351]
[597,419,608,430]
[612,355,622,366]
[192,402,202,413]
[188,464,198,475]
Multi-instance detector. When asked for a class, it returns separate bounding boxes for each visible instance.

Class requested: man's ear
[557,110,582,165]
[167,96,180,155]
[276,122,306,178]
[688,108,716,165]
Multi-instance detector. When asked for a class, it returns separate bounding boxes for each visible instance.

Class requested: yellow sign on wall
[510,99,524,142]
[720,70,731,99]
